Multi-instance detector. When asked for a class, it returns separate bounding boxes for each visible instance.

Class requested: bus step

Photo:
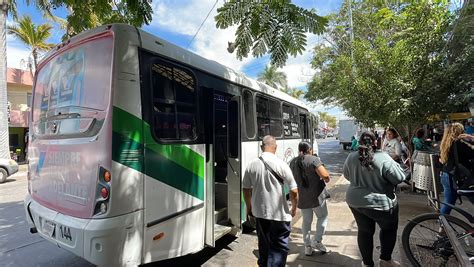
[214,208,228,223]
[214,224,232,241]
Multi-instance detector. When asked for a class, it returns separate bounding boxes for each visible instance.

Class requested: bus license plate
[42,220,56,238]
[57,224,73,243]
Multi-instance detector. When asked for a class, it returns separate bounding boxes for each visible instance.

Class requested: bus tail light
[94,166,111,215]
[100,187,109,199]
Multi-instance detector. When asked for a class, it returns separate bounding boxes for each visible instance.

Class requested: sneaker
[304,246,313,256]
[379,259,401,267]
[312,241,327,253]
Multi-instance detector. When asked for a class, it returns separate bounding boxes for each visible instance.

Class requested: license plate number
[42,220,56,237]
[57,224,73,243]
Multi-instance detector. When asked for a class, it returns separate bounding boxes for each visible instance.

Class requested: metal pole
[429,154,440,210]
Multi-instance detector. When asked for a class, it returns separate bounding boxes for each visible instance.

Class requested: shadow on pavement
[146,235,238,267]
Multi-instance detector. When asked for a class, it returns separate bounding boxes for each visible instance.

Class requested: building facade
[7,68,33,162]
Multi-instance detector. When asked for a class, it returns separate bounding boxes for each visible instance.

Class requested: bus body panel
[25,194,143,266]
[142,174,205,263]
[109,24,144,217]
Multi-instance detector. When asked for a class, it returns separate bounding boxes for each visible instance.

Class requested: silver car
[0,158,19,183]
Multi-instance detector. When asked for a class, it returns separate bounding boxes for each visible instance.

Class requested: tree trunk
[0,5,10,159]
[32,49,37,71]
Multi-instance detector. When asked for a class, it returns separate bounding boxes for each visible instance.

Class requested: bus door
[204,91,241,247]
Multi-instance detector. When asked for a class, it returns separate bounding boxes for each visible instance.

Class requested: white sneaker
[304,246,313,256]
[379,259,401,267]
[312,241,327,253]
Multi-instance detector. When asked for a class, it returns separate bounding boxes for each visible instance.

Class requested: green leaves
[215,1,328,67]
[257,65,288,89]
[45,0,153,38]
[7,15,54,68]
[306,1,467,128]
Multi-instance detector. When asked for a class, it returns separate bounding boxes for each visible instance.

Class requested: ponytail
[358,131,377,169]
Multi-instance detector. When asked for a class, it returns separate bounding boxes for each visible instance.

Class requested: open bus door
[204,90,241,247]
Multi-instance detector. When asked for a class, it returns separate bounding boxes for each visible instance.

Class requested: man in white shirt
[243,135,298,267]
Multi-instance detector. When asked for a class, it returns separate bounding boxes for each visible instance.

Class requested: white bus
[24,24,318,266]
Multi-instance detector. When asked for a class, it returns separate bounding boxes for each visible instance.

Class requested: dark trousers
[255,218,291,267]
[350,205,399,266]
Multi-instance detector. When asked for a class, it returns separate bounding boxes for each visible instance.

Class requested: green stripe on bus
[112,132,204,200]
[112,106,205,178]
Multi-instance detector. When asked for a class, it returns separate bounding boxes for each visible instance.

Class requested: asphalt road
[0,138,350,267]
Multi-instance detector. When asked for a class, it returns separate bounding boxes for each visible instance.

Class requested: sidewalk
[286,177,474,267]
[201,176,473,266]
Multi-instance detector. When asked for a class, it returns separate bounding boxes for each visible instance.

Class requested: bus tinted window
[256,96,282,138]
[151,61,197,141]
[283,104,300,138]
[243,90,255,139]
[33,35,113,123]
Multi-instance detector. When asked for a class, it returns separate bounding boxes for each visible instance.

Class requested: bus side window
[151,61,197,141]
[283,104,300,138]
[299,113,308,139]
[256,95,282,138]
[243,90,256,139]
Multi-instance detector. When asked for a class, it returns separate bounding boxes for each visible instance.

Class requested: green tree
[8,16,54,70]
[317,111,336,128]
[215,1,328,67]
[42,0,153,38]
[257,65,288,89]
[306,1,456,130]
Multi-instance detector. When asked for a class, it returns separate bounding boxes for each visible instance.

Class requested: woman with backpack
[439,123,474,215]
[289,142,331,256]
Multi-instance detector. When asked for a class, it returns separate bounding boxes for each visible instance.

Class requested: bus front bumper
[24,195,143,266]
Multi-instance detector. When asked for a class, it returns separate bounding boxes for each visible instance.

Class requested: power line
[187,0,219,49]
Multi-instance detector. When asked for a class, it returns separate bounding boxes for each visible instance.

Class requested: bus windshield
[32,35,113,126]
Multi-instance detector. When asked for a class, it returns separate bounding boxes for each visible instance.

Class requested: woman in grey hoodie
[343,131,406,267]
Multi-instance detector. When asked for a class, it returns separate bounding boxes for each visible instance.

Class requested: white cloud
[7,43,31,70]
[152,0,255,70]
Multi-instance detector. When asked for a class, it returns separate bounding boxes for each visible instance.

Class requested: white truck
[339,119,359,150]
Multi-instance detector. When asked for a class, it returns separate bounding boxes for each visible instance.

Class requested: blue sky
[8,0,346,118]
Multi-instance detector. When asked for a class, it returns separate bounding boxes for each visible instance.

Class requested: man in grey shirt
[243,135,298,267]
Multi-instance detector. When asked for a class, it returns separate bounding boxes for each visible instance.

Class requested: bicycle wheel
[402,213,472,267]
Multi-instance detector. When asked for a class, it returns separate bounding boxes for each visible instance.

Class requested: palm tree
[257,65,288,89]
[8,16,54,71]
[282,86,304,99]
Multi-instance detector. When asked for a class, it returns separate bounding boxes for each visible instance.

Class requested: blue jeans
[255,218,291,267]
[440,172,474,214]
[300,199,328,246]
[440,172,457,215]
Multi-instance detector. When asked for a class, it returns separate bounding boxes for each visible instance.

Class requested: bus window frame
[141,52,201,144]
[242,89,256,140]
[282,102,303,140]
[255,93,283,139]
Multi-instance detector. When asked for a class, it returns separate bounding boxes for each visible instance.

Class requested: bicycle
[401,189,474,266]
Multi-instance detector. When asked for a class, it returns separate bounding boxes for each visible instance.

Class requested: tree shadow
[146,235,238,267]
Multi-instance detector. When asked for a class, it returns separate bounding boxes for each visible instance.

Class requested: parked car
[0,158,19,183]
